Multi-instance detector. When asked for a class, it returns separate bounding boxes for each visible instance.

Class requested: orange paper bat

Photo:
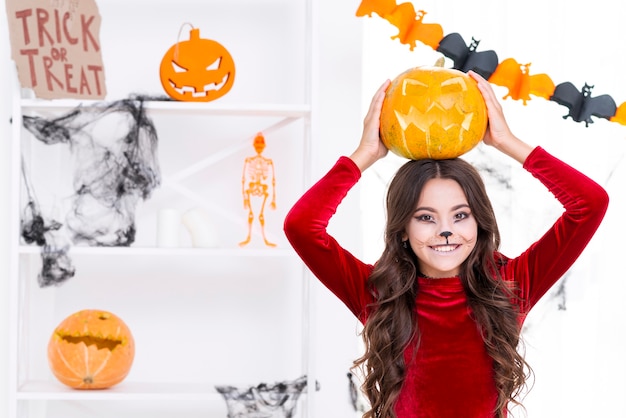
[488,58,555,105]
[610,102,626,126]
[386,5,444,50]
[355,0,397,18]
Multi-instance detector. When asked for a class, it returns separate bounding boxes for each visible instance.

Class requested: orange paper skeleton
[239,133,277,248]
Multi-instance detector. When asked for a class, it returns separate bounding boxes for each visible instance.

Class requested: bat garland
[356,0,625,127]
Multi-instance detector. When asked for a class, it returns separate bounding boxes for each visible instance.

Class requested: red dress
[283,147,608,417]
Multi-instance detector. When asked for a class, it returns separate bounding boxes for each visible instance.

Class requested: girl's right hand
[350,79,391,172]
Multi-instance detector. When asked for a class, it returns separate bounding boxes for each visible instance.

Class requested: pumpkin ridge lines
[54,344,83,381]
[399,128,412,159]
[91,350,113,378]
[94,373,129,386]
[425,132,433,159]
[82,341,91,380]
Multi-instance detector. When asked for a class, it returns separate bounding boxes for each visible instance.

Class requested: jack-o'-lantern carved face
[160,27,236,102]
[380,66,487,160]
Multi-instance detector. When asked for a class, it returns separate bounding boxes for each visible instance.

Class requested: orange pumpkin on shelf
[159,26,236,102]
[48,309,135,389]
[380,65,487,160]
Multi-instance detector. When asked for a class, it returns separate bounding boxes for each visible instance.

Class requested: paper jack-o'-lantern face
[381,66,487,160]
[47,309,135,389]
[160,27,236,102]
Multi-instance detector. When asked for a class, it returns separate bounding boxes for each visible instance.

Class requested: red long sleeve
[283,156,374,320]
[506,146,609,315]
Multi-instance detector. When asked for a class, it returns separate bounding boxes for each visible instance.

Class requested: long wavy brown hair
[352,158,532,418]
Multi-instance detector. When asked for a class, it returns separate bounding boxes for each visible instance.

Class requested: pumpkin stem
[434,57,445,67]
[173,22,196,59]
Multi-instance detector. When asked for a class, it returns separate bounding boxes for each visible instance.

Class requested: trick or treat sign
[5,0,106,99]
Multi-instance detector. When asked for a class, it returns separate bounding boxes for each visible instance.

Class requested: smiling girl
[283,71,608,417]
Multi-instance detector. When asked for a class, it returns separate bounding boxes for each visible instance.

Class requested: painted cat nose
[439,231,452,239]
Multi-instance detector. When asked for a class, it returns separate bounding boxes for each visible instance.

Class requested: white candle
[182,208,219,248]
[156,209,180,247]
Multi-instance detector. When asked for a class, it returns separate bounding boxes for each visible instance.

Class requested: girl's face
[403,178,478,278]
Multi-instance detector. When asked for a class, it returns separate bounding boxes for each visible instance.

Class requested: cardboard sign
[5,0,106,99]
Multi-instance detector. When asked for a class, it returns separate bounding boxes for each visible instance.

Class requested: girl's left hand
[467,70,513,148]
[468,70,533,163]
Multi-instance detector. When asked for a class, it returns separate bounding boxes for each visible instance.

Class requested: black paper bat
[436,32,499,79]
[549,82,617,127]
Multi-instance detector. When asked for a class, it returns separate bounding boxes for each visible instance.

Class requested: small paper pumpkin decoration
[380,65,487,160]
[47,309,135,389]
[159,26,236,102]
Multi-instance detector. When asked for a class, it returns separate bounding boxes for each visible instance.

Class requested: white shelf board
[18,245,296,257]
[19,99,311,118]
[17,380,223,401]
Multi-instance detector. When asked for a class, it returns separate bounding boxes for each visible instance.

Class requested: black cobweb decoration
[20,94,163,286]
[347,371,368,413]
[215,375,319,418]
[20,158,76,287]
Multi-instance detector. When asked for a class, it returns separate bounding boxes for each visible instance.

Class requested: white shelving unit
[8,0,317,417]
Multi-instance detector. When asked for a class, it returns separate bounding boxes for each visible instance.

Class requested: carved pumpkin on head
[159,27,236,102]
[380,65,487,160]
